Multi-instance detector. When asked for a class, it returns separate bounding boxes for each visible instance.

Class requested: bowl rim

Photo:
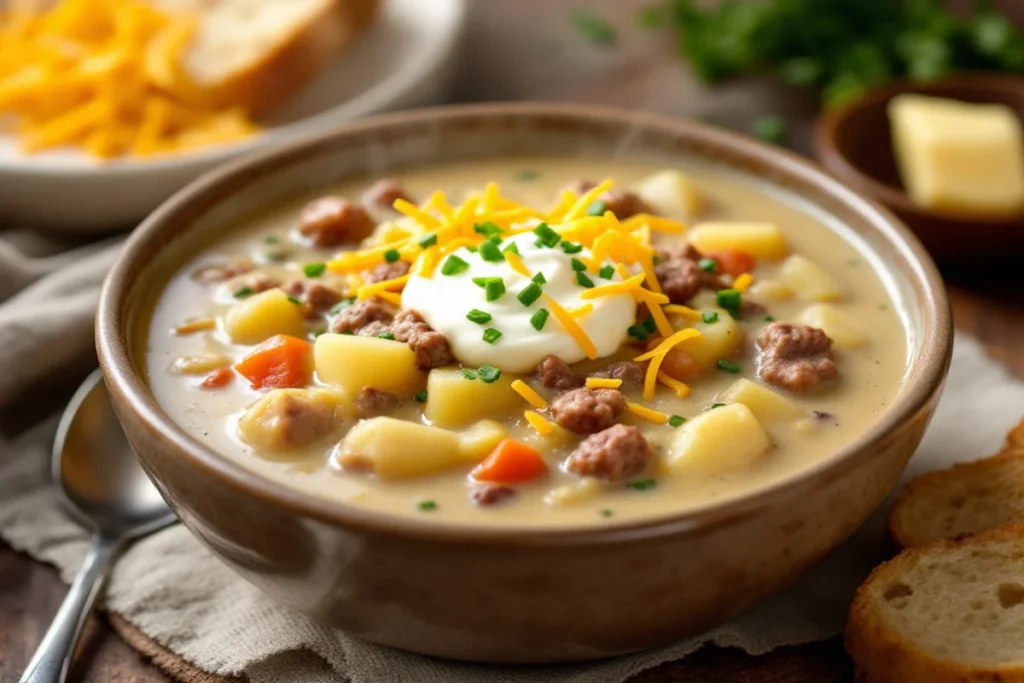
[812,72,1024,225]
[97,101,952,546]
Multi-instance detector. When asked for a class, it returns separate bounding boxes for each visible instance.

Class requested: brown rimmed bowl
[96,103,952,663]
[813,73,1024,264]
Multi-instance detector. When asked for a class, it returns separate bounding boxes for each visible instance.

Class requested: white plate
[0,0,466,231]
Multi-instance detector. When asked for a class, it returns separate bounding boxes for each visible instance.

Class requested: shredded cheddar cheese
[663,305,702,321]
[656,372,691,398]
[376,291,402,307]
[568,303,594,318]
[511,380,548,409]
[635,328,702,401]
[543,294,597,360]
[504,250,532,278]
[626,402,670,424]
[585,377,622,389]
[733,273,754,292]
[356,274,410,300]
[524,410,556,435]
[579,273,646,300]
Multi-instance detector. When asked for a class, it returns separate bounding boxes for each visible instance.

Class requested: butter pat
[889,94,1024,216]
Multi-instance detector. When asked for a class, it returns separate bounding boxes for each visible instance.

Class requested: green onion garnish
[561,241,583,254]
[652,255,661,265]
[533,223,561,248]
[599,265,615,279]
[503,242,520,255]
[532,272,547,285]
[587,200,607,216]
[764,315,776,322]
[628,479,657,491]
[642,316,657,333]
[702,311,719,324]
[572,7,616,45]
[482,328,502,344]
[752,115,787,144]
[263,236,279,244]
[466,309,492,324]
[378,332,396,340]
[515,170,541,182]
[716,288,742,313]
[329,298,355,315]
[474,221,503,237]
[530,309,549,331]
[478,240,505,263]
[418,233,437,248]
[668,415,686,428]
[477,365,502,383]
[414,390,428,403]
[717,359,741,373]
[517,281,542,307]
[576,271,595,288]
[710,402,726,409]
[384,249,400,263]
[311,326,327,338]
[698,258,717,272]
[466,245,479,253]
[233,286,254,299]
[599,508,614,518]
[484,278,506,301]
[570,258,587,272]
[287,296,303,305]
[418,500,438,511]
[461,368,478,380]
[627,323,649,340]
[441,255,469,276]
[303,262,327,278]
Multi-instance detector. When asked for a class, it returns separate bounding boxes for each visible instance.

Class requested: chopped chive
[587,200,607,216]
[710,402,726,409]
[599,264,615,279]
[233,286,254,299]
[482,328,502,344]
[478,240,505,263]
[702,311,719,324]
[698,258,717,272]
[570,258,587,272]
[485,278,506,301]
[414,390,428,403]
[466,309,492,324]
[263,236,280,244]
[474,221,503,237]
[329,298,355,315]
[627,323,649,340]
[341,330,354,335]
[628,479,657,491]
[572,8,616,45]
[530,309,549,331]
[668,415,686,428]
[517,281,543,307]
[533,223,561,248]
[561,241,583,254]
[303,262,327,278]
[515,170,541,182]
[461,368,478,380]
[534,240,545,248]
[418,233,438,248]
[502,242,520,255]
[716,288,742,313]
[652,255,661,265]
[487,234,503,244]
[441,255,469,276]
[477,365,502,383]
[466,245,479,253]
[752,115,787,144]
[418,500,438,511]
[576,271,595,288]
[532,272,547,285]
[378,332,396,340]
[642,316,657,333]
[263,251,287,263]
[384,249,400,263]
[599,508,614,518]
[717,359,741,373]
[638,5,665,27]
[287,296,303,305]
[764,315,776,322]
[311,326,327,338]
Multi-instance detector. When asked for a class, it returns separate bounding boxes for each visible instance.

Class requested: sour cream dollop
[401,232,635,373]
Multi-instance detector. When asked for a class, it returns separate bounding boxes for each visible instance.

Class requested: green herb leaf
[303,262,327,278]
[532,272,547,285]
[599,264,615,279]
[418,500,438,511]
[441,255,469,276]
[701,311,719,324]
[466,309,492,324]
[533,223,561,248]
[477,365,502,383]
[530,309,549,331]
[384,249,401,263]
[233,286,254,299]
[628,479,657,491]
[478,240,506,263]
[414,390,428,403]
[764,315,775,322]
[627,323,649,340]
[561,241,584,254]
[418,233,438,249]
[461,368,478,380]
[717,359,740,373]
[474,221,503,237]
[642,316,657,333]
[668,415,686,428]
[482,328,502,344]
[576,271,595,288]
[572,7,616,45]
[485,278,506,302]
[377,332,396,340]
[517,281,543,307]
[287,296,303,306]
[709,402,726,410]
[716,288,742,314]
[329,298,355,315]
[698,258,717,273]
[570,258,588,272]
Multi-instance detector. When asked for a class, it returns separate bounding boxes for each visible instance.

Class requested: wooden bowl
[813,73,1024,264]
[96,103,951,663]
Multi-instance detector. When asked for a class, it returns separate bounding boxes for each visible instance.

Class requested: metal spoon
[19,370,177,683]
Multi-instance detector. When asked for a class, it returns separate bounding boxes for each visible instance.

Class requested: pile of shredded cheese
[330,179,721,421]
[0,0,258,159]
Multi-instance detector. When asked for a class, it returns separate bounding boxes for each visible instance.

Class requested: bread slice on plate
[888,418,1024,549]
[153,0,381,114]
[847,524,1024,683]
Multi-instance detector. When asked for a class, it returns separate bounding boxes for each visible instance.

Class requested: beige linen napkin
[2,231,1022,683]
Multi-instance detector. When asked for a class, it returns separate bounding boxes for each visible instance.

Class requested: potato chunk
[746,278,794,303]
[225,289,306,345]
[778,255,843,302]
[458,420,508,463]
[676,306,743,370]
[314,333,423,394]
[687,222,788,260]
[718,379,803,422]
[335,417,461,479]
[663,403,771,475]
[237,388,348,451]
[631,169,704,219]
[424,368,522,427]
[798,303,868,348]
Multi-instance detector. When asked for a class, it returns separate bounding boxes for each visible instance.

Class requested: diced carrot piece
[470,438,548,484]
[199,367,234,389]
[707,249,756,277]
[659,348,702,382]
[233,334,312,390]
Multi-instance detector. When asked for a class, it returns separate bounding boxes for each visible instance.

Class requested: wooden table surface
[5,1,1024,681]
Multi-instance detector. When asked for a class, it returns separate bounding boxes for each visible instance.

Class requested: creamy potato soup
[142,158,908,526]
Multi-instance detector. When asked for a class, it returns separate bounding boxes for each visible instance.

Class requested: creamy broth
[142,157,908,527]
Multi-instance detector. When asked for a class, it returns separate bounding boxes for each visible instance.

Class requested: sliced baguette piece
[888,419,1024,549]
[152,0,380,114]
[847,524,1024,683]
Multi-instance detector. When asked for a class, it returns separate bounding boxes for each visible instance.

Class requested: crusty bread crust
[847,524,1024,683]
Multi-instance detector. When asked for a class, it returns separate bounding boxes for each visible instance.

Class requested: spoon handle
[19,534,120,683]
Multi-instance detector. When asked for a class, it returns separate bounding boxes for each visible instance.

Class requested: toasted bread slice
[153,0,380,114]
[888,419,1024,549]
[847,524,1024,683]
